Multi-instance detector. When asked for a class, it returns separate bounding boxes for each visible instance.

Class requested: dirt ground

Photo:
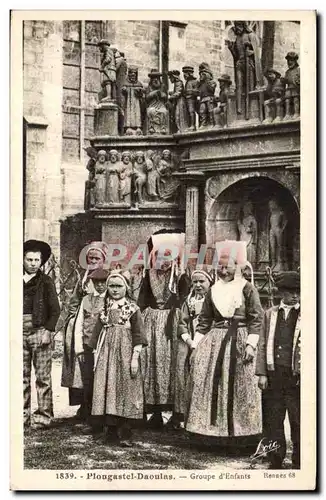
[25,339,292,470]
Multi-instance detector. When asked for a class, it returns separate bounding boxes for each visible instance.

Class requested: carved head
[135,151,145,164]
[268,198,279,211]
[243,201,254,217]
[128,66,138,83]
[148,70,162,89]
[233,21,251,35]
[121,151,131,164]
[182,66,195,81]
[97,150,107,164]
[285,52,299,70]
[168,70,180,83]
[109,149,118,163]
[147,149,155,159]
[98,39,111,54]
[162,150,171,161]
[264,68,281,84]
[218,74,232,90]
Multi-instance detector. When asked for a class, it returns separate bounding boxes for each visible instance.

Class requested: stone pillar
[94,102,119,136]
[24,117,49,241]
[174,171,205,270]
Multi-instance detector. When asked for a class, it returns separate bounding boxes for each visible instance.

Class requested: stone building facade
[23,19,300,301]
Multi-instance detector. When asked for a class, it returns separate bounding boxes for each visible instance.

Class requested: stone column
[174,170,205,270]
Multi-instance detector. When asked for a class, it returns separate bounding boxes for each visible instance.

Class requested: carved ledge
[23,115,48,128]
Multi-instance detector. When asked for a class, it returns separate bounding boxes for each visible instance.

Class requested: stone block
[94,102,118,136]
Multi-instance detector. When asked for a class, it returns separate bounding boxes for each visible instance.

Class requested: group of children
[59,237,300,469]
[20,235,301,470]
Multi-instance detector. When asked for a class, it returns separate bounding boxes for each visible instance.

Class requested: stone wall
[273,21,300,75]
[24,20,63,259]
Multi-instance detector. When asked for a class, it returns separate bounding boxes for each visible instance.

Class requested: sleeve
[178,302,191,342]
[244,283,264,349]
[44,278,61,332]
[255,311,268,376]
[130,308,147,347]
[196,289,214,336]
[88,317,103,350]
[67,280,83,317]
[137,273,152,312]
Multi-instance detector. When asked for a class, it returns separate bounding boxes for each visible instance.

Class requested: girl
[185,241,264,446]
[137,229,189,429]
[173,268,213,428]
[89,270,147,447]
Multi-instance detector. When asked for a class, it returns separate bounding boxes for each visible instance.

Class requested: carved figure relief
[156,149,180,201]
[283,52,300,120]
[121,66,144,135]
[146,150,159,200]
[145,70,169,135]
[133,151,147,205]
[263,68,285,123]
[269,198,288,271]
[225,21,263,117]
[237,200,258,265]
[115,49,128,134]
[107,149,120,204]
[168,70,188,133]
[84,147,97,210]
[94,150,108,207]
[197,62,217,128]
[182,65,199,131]
[213,74,232,128]
[118,151,133,205]
[98,39,117,102]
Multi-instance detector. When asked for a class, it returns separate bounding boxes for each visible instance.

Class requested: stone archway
[205,176,300,271]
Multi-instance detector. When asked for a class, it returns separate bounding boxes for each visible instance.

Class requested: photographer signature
[249,438,281,468]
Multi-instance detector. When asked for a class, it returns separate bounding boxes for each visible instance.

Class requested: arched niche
[205,176,300,271]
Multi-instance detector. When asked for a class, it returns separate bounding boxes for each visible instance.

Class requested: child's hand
[130,354,139,378]
[258,375,268,390]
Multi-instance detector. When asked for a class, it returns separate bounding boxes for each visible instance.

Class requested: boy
[256,271,300,469]
[62,268,108,422]
[23,239,60,430]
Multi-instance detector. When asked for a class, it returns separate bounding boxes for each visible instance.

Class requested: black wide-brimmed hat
[23,239,52,265]
[274,271,300,291]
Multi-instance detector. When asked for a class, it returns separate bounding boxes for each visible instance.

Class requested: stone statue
[94,150,108,207]
[283,52,300,120]
[146,150,159,200]
[84,147,97,210]
[197,62,217,128]
[182,65,199,131]
[145,70,169,135]
[133,151,147,205]
[168,70,188,133]
[269,198,288,271]
[225,21,263,117]
[118,151,133,205]
[121,66,144,135]
[237,200,258,265]
[156,150,180,201]
[263,68,285,123]
[106,149,120,204]
[114,49,128,134]
[98,39,116,102]
[213,74,232,128]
